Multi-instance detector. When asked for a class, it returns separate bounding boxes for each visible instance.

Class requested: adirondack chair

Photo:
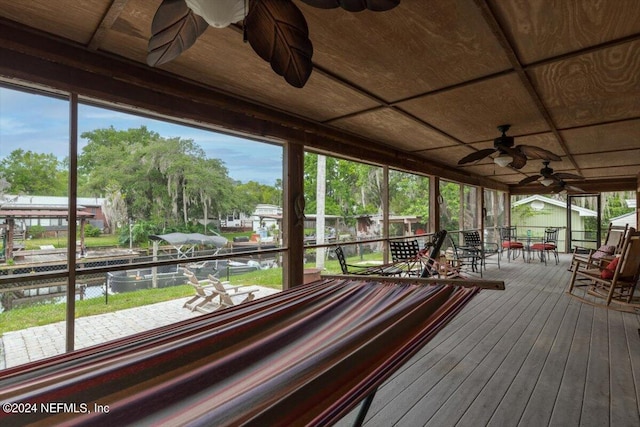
[207,274,259,309]
[183,273,258,313]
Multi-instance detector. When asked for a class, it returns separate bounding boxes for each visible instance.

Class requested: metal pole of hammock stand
[353,386,378,427]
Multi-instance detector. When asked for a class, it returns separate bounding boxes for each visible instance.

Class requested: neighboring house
[214,205,283,232]
[612,199,637,229]
[252,204,282,233]
[0,195,106,235]
[610,211,636,229]
[218,210,253,230]
[511,195,597,251]
[354,214,424,238]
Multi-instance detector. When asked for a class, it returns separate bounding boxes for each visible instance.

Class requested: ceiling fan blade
[553,172,584,180]
[457,148,496,165]
[517,145,561,161]
[300,0,400,11]
[502,147,527,169]
[565,184,585,193]
[246,0,314,88]
[147,0,208,67]
[519,175,542,185]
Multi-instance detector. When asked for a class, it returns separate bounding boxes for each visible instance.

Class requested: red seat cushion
[601,257,620,279]
[502,241,524,249]
[531,243,555,250]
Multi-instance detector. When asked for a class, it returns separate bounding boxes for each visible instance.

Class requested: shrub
[28,225,46,238]
[83,224,101,237]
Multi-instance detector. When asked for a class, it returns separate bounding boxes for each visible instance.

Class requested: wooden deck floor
[337,253,640,427]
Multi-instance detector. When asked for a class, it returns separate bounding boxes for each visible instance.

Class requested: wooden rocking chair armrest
[572,257,603,272]
[572,245,594,253]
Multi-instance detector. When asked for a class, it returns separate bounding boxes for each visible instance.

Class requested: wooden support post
[283,141,304,289]
[5,217,15,260]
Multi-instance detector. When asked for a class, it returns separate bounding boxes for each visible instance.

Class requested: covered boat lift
[148,232,228,259]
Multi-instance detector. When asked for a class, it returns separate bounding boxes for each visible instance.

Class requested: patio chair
[389,239,422,276]
[333,246,403,276]
[568,230,640,308]
[335,246,373,275]
[461,230,500,277]
[498,226,524,262]
[531,227,559,265]
[569,223,629,272]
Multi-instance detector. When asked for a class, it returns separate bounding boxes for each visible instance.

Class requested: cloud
[1,87,283,185]
[0,116,35,136]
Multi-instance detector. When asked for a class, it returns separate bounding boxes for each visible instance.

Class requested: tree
[236,180,281,207]
[439,181,461,231]
[0,149,66,195]
[79,126,238,232]
[304,153,382,221]
[389,170,429,219]
[101,184,128,232]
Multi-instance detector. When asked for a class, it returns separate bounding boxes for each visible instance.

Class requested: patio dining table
[515,234,534,262]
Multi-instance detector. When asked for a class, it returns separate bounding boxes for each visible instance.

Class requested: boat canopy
[149,232,228,248]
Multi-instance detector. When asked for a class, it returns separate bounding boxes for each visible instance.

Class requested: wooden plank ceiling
[0,0,639,193]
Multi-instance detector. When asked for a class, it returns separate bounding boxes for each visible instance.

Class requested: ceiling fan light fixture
[494,153,513,167]
[185,0,246,28]
[540,177,554,187]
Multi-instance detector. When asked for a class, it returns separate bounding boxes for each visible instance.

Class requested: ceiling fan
[552,180,585,194]
[457,124,561,169]
[518,160,584,187]
[147,0,400,88]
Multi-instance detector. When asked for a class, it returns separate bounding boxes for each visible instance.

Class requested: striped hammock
[0,278,483,426]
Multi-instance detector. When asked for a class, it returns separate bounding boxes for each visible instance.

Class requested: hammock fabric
[0,278,481,426]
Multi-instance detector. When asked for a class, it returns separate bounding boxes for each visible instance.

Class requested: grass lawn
[0,243,384,335]
[0,285,195,335]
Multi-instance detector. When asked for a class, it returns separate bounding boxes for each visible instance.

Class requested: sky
[0,86,283,186]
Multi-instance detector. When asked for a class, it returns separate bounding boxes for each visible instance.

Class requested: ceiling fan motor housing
[540,163,554,176]
[494,134,514,149]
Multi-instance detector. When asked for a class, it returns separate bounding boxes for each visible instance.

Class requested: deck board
[336,254,640,427]
[548,303,593,427]
[428,290,559,427]
[365,270,543,425]
[609,311,639,427]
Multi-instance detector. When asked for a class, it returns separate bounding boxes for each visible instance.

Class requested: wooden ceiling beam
[509,177,637,195]
[87,0,130,51]
[0,19,508,192]
[473,0,581,175]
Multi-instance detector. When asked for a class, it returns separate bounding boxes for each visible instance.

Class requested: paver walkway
[0,286,280,369]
